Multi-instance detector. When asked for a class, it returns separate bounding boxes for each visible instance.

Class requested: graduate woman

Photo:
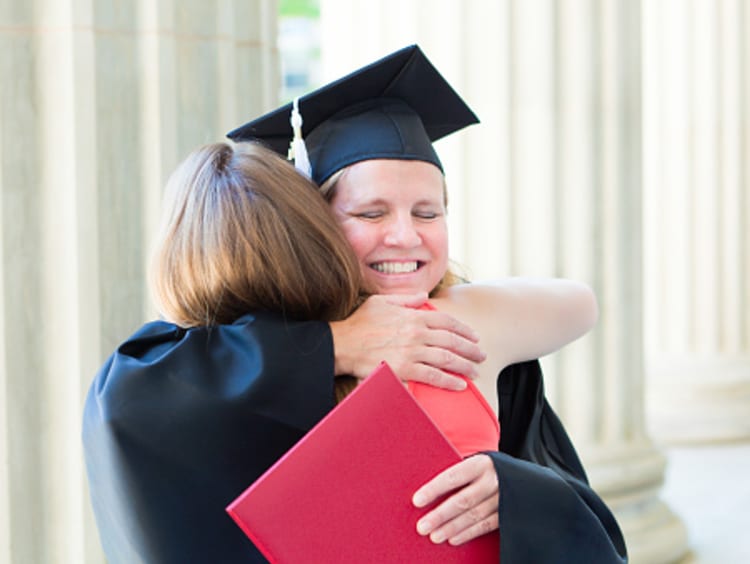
[229,45,628,562]
[83,140,491,563]
[84,138,623,563]
[84,46,627,562]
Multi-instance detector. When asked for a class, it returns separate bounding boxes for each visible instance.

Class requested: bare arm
[329,293,487,391]
[432,277,598,371]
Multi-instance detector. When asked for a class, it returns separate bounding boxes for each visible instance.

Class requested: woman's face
[329,159,449,295]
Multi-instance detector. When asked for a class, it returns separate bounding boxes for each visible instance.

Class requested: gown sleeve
[487,360,629,563]
[82,312,336,564]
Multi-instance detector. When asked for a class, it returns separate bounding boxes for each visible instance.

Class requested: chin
[366,280,428,295]
[364,267,443,295]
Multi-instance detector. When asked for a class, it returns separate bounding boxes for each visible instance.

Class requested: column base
[647,354,750,444]
[583,442,689,564]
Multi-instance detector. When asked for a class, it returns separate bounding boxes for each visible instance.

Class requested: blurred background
[1,0,748,562]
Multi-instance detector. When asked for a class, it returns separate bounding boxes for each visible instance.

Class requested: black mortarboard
[227,44,479,185]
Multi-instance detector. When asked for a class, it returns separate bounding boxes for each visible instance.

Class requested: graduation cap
[227,44,479,185]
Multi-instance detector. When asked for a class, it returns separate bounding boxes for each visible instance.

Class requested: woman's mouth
[369,261,422,274]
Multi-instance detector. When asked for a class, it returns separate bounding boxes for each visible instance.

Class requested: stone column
[321,1,687,562]
[0,1,278,562]
[643,0,750,443]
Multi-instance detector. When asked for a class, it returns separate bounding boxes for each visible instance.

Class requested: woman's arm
[432,277,598,371]
[404,278,598,547]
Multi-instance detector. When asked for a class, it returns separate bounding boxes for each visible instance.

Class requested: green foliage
[279,0,319,18]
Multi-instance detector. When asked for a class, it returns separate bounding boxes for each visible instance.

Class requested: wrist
[329,320,353,377]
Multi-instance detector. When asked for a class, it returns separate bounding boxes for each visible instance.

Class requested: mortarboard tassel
[288,97,312,178]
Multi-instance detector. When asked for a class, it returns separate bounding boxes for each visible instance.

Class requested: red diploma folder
[227,361,499,563]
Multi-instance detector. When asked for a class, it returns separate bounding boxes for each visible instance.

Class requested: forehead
[337,159,445,202]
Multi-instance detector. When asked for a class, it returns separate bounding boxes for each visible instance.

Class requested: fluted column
[643,0,750,443]
[321,1,687,562]
[0,1,278,562]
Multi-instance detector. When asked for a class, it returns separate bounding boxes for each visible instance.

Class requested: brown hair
[149,142,364,329]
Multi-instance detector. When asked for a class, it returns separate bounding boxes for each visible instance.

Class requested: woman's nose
[383,216,421,247]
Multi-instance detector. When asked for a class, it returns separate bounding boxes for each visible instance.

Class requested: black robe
[82,312,627,563]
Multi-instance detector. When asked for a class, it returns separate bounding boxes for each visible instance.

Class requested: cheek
[426,224,449,264]
[339,222,378,264]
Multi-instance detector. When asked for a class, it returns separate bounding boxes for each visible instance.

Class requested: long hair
[149,142,364,329]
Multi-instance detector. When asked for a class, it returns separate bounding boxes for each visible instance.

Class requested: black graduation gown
[492,362,628,563]
[83,312,336,563]
[83,312,627,563]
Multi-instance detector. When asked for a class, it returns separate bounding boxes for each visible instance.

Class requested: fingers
[409,328,486,385]
[392,304,486,378]
[424,310,481,345]
[408,365,469,391]
[401,343,482,387]
[413,455,499,545]
[425,496,498,545]
[413,455,492,508]
[379,294,482,345]
[423,328,486,367]
[330,295,485,384]
[428,495,498,546]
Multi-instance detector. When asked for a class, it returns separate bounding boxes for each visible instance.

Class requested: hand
[329,293,486,391]
[412,454,499,545]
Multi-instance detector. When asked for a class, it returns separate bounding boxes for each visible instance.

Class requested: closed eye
[356,211,384,219]
[413,211,441,220]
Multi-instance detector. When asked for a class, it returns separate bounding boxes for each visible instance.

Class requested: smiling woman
[321,162,464,295]
[82,139,490,564]
[229,44,628,562]
[327,159,449,296]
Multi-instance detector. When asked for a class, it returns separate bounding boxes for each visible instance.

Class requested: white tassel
[289,97,312,178]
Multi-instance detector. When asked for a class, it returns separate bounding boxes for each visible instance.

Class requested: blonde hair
[318,165,466,295]
[149,142,364,329]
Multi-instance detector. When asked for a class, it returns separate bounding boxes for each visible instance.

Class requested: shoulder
[84,312,336,433]
[112,312,331,362]
[89,313,333,411]
[429,279,528,323]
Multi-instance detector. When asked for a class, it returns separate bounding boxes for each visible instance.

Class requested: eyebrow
[348,197,443,207]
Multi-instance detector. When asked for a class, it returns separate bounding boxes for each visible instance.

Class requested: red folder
[227,361,499,563]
